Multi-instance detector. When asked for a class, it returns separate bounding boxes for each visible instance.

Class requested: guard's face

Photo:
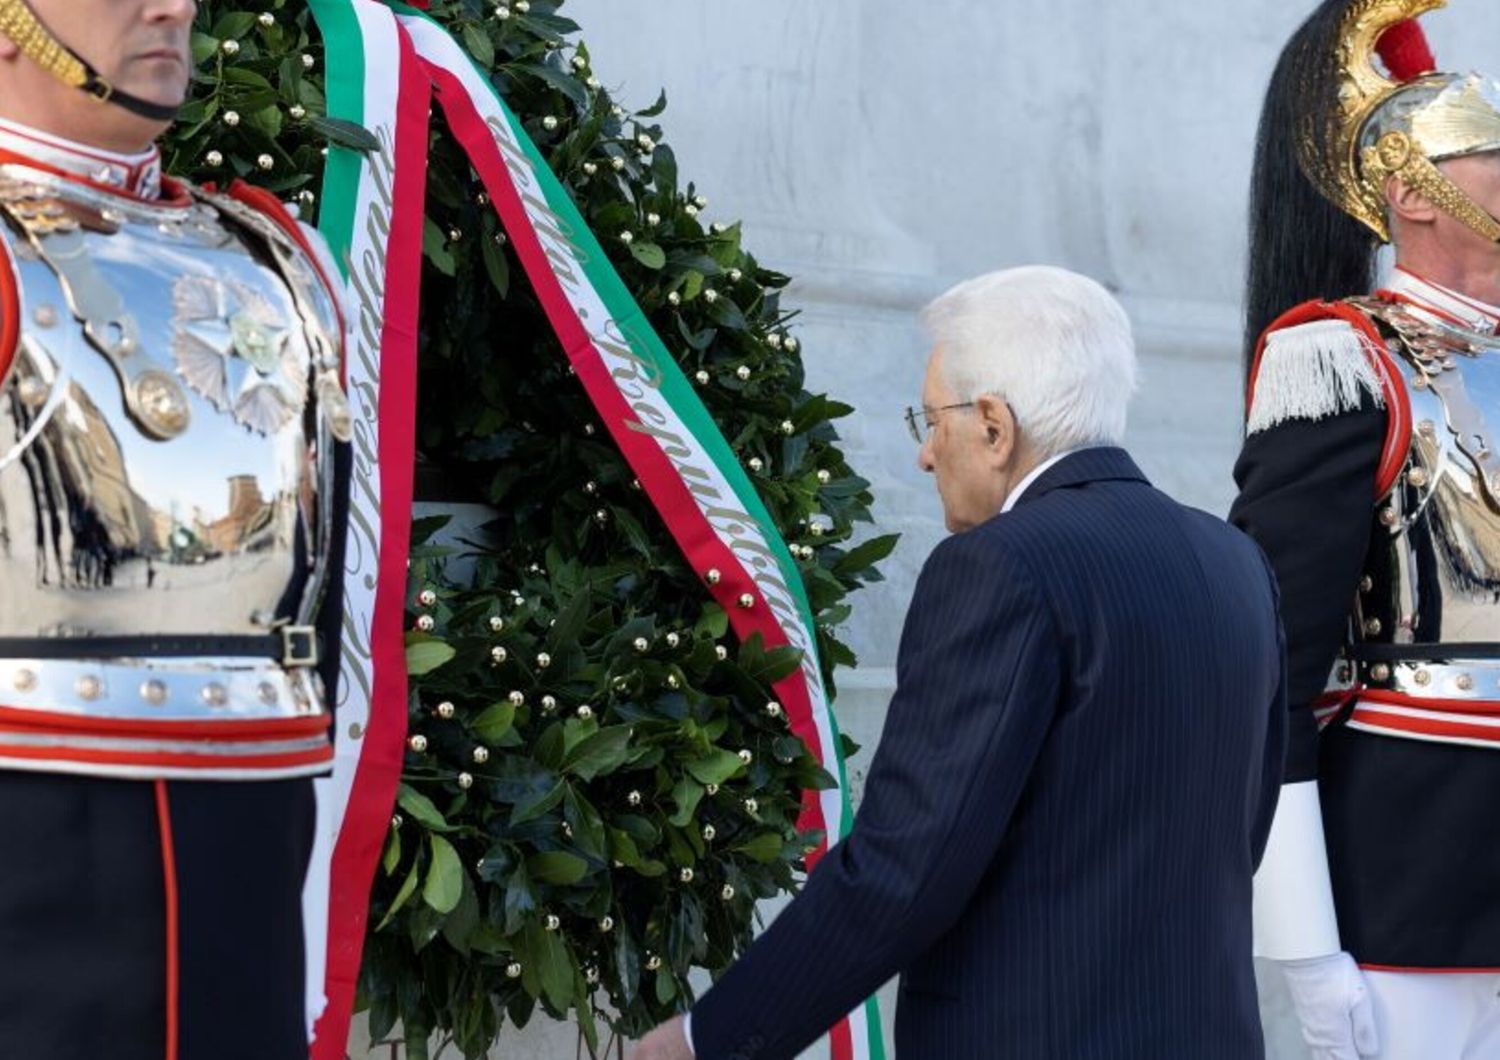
[30,0,196,109]
[1436,151,1500,259]
[0,0,196,152]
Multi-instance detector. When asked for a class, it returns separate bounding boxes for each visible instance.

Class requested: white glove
[1279,951,1380,1060]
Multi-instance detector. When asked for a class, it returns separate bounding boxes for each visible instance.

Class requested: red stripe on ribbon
[422,59,850,1058]
[310,22,430,1060]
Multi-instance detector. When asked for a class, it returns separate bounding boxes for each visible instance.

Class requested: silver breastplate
[0,168,344,638]
[1350,298,1500,690]
[0,164,349,779]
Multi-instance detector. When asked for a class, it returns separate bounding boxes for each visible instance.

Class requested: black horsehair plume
[1244,0,1381,390]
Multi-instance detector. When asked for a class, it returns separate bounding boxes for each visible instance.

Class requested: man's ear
[974,393,1015,467]
[1388,175,1439,226]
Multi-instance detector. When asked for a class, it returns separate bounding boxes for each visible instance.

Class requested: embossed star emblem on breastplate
[170,274,307,435]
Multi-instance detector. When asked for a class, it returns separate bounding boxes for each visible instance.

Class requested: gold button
[76,675,103,701]
[201,682,228,707]
[1407,467,1430,488]
[139,680,168,705]
[1457,674,1475,692]
[12,668,37,693]
[1379,508,1399,527]
[1414,669,1432,687]
[1360,576,1374,593]
[1370,664,1391,682]
[1364,618,1383,636]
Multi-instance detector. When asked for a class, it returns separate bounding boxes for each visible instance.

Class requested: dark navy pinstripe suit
[691,447,1287,1059]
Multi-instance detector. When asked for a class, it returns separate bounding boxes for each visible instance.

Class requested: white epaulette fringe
[1247,319,1385,435]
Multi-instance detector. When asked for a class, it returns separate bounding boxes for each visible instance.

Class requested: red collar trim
[0,120,162,198]
[1386,266,1500,335]
[1376,289,1477,330]
[0,148,192,209]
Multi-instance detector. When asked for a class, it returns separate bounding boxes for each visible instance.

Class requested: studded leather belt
[0,626,320,667]
[1319,649,1500,750]
[0,652,333,781]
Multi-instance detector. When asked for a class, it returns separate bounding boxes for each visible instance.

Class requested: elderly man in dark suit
[635,265,1287,1060]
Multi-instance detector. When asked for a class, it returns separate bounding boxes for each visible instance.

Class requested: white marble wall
[352,3,1500,1056]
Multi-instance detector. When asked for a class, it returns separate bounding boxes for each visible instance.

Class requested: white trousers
[1365,970,1500,1059]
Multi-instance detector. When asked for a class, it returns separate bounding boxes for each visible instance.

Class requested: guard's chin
[121,63,192,111]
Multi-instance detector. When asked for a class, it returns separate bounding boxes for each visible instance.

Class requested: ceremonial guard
[1234,1,1500,1056]
[0,1,351,1057]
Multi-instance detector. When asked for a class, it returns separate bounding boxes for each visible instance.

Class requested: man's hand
[1279,951,1380,1060]
[631,1014,693,1060]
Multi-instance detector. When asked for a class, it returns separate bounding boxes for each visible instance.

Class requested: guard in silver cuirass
[1234,2,1500,1057]
[0,2,350,1057]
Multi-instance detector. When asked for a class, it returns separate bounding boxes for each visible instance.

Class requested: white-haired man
[635,265,1288,1060]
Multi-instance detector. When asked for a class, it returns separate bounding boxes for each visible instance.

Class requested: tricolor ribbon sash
[302,4,883,1058]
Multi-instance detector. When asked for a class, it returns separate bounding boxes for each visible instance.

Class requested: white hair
[921,265,1138,457]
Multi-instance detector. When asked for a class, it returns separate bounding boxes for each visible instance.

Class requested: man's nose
[917,439,935,473]
[146,0,197,24]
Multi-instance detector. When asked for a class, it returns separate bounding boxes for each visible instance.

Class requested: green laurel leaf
[422,835,464,914]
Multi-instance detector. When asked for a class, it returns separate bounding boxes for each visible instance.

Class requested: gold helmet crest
[1301,0,1500,242]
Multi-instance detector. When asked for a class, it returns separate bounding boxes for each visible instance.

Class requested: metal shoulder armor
[1333,297,1500,748]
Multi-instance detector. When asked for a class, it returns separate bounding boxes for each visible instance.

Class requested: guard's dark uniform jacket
[1233,266,1500,970]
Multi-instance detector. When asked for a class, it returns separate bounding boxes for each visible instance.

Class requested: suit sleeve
[1229,346,1386,960]
[690,531,1061,1060]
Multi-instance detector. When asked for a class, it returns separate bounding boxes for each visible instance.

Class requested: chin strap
[0,0,179,122]
[1364,130,1500,244]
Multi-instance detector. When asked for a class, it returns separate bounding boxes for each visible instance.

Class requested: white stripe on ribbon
[303,0,405,1039]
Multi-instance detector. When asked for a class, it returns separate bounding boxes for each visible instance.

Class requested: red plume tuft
[1377,19,1438,82]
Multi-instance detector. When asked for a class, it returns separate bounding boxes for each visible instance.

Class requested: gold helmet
[0,0,180,121]
[1302,0,1500,243]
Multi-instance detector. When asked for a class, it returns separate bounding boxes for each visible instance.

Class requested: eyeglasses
[904,402,975,443]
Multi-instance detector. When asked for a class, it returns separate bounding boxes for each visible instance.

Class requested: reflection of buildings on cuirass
[1433,475,1500,592]
[199,473,283,554]
[53,381,157,554]
[0,377,293,572]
